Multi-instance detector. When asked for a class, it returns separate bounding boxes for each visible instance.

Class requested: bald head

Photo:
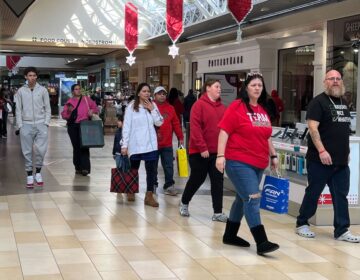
[324,70,345,97]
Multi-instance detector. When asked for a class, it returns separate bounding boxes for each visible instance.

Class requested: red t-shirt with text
[218,100,272,169]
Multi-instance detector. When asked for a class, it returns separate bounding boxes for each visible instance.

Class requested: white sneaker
[295,225,315,238]
[179,202,190,217]
[164,186,178,196]
[336,231,360,243]
[212,213,228,223]
[26,176,34,188]
[34,173,44,186]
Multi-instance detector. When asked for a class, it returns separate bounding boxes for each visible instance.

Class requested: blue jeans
[225,160,264,228]
[297,161,350,238]
[155,147,175,189]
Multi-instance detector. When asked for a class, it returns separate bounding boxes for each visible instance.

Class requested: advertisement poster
[203,74,238,106]
[59,78,77,107]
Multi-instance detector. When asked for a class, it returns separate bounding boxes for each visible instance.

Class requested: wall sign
[344,19,360,41]
[208,56,243,68]
[31,37,116,45]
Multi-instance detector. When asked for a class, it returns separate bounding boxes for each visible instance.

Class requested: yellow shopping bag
[176,146,189,177]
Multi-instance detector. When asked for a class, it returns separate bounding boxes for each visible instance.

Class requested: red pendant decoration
[6,55,21,76]
[166,0,183,58]
[228,0,253,40]
[125,2,138,66]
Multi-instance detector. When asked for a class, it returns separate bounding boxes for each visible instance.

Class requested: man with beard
[295,70,359,242]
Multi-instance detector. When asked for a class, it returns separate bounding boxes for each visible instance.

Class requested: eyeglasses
[156,92,167,96]
[74,88,81,91]
[326,77,342,81]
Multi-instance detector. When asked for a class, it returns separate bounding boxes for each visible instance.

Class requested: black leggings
[181,153,224,213]
[67,123,91,172]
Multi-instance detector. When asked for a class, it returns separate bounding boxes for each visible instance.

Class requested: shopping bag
[110,168,139,193]
[80,120,104,148]
[260,174,289,214]
[176,146,189,177]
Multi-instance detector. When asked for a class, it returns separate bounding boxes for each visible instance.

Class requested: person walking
[295,70,360,243]
[216,72,280,255]
[61,84,99,176]
[168,88,184,125]
[153,86,184,196]
[121,83,164,206]
[0,88,12,138]
[183,89,197,128]
[179,79,227,222]
[16,67,51,188]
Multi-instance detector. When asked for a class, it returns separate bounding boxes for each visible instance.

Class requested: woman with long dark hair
[121,83,163,206]
[61,84,99,176]
[216,72,280,255]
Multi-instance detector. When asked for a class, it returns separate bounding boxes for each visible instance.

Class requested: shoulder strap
[74,95,82,110]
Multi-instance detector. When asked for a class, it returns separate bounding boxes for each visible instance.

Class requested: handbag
[80,120,104,148]
[110,164,139,194]
[176,145,189,177]
[260,172,289,214]
[67,96,82,125]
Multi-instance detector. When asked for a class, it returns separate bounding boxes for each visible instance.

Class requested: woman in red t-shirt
[216,72,279,256]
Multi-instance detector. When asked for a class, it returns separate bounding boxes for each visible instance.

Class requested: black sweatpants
[181,153,224,213]
[67,123,91,173]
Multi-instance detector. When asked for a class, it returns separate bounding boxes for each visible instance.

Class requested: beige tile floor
[0,116,360,279]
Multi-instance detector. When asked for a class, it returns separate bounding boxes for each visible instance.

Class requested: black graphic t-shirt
[306,92,351,165]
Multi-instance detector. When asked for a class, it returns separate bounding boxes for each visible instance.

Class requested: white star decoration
[126,54,136,66]
[168,43,179,59]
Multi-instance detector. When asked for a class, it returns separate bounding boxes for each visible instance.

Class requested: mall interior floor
[0,115,360,280]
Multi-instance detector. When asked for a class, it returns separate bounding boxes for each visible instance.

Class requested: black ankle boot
[250,224,279,255]
[223,220,250,247]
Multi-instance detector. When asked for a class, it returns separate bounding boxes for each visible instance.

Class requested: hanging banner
[125,2,138,66]
[166,0,183,58]
[228,0,253,40]
[6,56,21,71]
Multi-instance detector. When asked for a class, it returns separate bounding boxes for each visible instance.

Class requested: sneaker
[26,175,34,188]
[179,202,190,217]
[34,173,44,186]
[212,213,228,223]
[164,186,178,196]
[2,135,7,139]
[336,231,360,243]
[295,225,315,238]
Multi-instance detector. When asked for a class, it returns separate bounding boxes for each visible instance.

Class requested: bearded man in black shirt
[295,70,360,243]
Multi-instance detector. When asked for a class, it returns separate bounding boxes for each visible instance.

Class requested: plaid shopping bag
[110,168,139,193]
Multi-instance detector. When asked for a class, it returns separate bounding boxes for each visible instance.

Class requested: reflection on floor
[0,116,360,280]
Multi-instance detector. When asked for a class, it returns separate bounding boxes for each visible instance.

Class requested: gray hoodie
[15,83,51,129]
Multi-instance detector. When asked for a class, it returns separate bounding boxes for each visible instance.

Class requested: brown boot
[144,191,159,207]
[127,193,135,202]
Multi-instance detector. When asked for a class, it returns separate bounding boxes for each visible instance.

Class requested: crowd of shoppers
[3,66,358,261]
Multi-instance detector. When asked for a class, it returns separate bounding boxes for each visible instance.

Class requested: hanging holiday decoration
[124,2,138,66]
[166,0,183,58]
[6,55,21,76]
[228,0,253,40]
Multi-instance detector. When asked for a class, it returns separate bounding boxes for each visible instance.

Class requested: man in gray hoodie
[16,67,51,188]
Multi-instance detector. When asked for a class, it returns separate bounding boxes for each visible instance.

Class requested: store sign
[31,37,116,45]
[344,20,360,41]
[208,56,243,68]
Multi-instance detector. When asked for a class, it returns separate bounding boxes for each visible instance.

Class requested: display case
[223,126,360,226]
[270,126,360,225]
[146,66,169,91]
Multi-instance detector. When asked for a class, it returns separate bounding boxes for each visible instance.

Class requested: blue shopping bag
[260,174,289,214]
